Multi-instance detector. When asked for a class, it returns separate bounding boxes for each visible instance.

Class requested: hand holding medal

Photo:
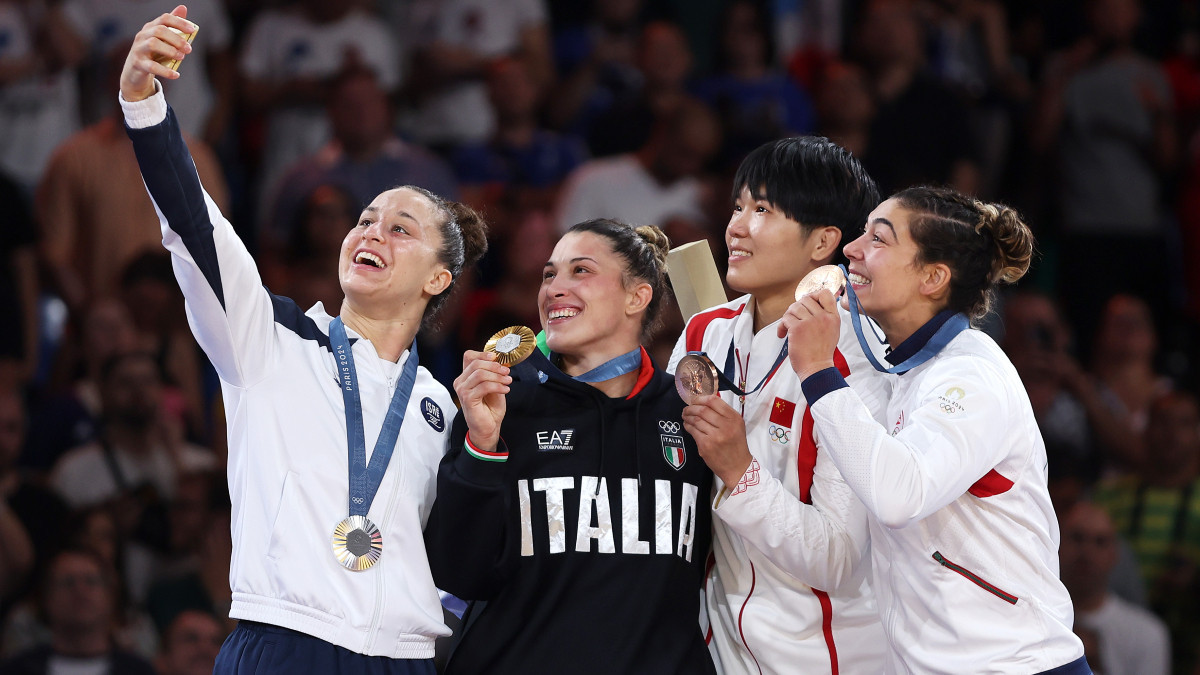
[483,326,537,366]
[452,326,537,453]
[778,266,847,381]
[676,266,847,405]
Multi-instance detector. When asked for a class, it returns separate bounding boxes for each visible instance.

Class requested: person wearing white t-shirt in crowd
[1059,500,1170,675]
[0,0,86,191]
[50,351,215,517]
[401,0,553,149]
[554,97,719,242]
[58,0,233,143]
[239,0,400,221]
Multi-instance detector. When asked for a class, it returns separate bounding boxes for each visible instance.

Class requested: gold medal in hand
[484,326,537,366]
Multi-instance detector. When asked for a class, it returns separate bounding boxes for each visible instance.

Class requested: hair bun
[973,200,1032,286]
[635,224,671,271]
[449,201,489,269]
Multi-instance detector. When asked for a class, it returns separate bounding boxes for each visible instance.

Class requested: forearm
[424,429,513,599]
[714,461,866,592]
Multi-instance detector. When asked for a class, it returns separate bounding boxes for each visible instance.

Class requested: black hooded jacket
[425,348,716,674]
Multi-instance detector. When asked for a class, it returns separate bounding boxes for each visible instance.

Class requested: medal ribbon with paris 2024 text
[839,264,969,374]
[329,317,419,568]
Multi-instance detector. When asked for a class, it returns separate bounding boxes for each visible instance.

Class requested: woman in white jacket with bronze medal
[118,7,487,672]
[781,186,1090,674]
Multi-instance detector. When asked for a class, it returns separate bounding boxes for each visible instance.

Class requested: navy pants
[214,621,437,675]
[1035,655,1093,675]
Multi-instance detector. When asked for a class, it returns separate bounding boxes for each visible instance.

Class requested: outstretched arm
[120,7,280,388]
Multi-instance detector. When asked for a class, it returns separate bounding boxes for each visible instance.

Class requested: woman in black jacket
[425,219,716,674]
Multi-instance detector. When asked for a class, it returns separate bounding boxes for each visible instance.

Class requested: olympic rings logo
[659,421,681,433]
[769,425,791,443]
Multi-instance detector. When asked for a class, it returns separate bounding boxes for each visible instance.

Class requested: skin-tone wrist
[467,431,500,454]
[718,455,753,489]
[795,359,836,383]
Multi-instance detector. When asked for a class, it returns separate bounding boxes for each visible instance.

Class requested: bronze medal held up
[675,353,719,405]
[794,265,846,301]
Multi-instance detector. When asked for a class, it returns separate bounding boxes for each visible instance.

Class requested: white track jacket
[122,88,454,658]
[669,296,889,675]
[804,320,1085,674]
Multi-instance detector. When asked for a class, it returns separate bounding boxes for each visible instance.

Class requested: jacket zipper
[932,551,1018,605]
[363,362,408,653]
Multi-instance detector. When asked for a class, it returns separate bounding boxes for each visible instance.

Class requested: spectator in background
[49,352,216,535]
[1091,294,1174,443]
[0,388,66,594]
[0,548,156,675]
[238,0,400,218]
[1000,291,1143,476]
[1031,0,1177,357]
[0,0,85,191]
[403,0,553,149]
[1060,500,1170,675]
[154,610,224,675]
[546,0,644,134]
[556,97,719,235]
[920,0,1032,195]
[586,20,693,158]
[0,171,37,387]
[261,182,355,315]
[145,479,232,636]
[23,297,137,473]
[456,209,557,352]
[451,57,587,227]
[814,60,875,160]
[35,44,228,313]
[0,385,34,604]
[693,0,815,169]
[853,0,982,196]
[119,252,210,445]
[263,67,458,255]
[1094,391,1200,674]
[59,0,234,144]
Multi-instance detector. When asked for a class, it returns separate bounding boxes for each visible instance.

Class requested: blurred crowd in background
[1,0,1199,673]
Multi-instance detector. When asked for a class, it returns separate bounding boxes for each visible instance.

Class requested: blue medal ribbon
[840,264,969,374]
[329,317,419,518]
[553,346,643,383]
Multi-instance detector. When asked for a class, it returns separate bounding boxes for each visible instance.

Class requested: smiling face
[725,186,829,302]
[539,231,647,362]
[842,198,941,342]
[337,187,451,317]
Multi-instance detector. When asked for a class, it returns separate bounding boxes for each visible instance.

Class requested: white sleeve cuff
[119,81,167,129]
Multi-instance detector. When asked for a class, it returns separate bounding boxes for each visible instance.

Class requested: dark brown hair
[892,186,1033,319]
[566,219,672,339]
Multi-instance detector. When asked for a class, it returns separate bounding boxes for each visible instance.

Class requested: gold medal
[161,24,199,72]
[675,353,720,405]
[331,515,382,571]
[795,265,846,301]
[484,326,537,366]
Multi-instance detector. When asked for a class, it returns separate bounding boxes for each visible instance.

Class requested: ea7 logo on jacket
[537,429,575,452]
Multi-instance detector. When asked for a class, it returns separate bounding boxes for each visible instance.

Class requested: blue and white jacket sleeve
[122,85,278,387]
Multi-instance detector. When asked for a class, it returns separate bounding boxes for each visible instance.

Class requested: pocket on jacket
[932,551,1019,605]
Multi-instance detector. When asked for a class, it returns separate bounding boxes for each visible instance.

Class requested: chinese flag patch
[769,397,796,426]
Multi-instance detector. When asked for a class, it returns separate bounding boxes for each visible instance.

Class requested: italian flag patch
[662,434,686,470]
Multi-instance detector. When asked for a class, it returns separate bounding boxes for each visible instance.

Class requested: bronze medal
[675,353,720,404]
[795,265,846,301]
